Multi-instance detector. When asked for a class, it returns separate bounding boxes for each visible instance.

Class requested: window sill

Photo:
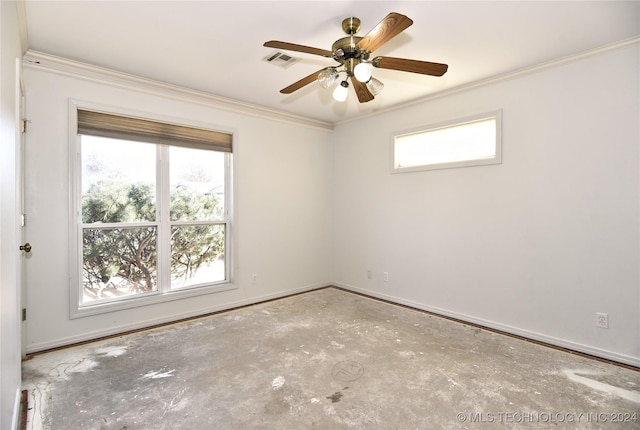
[393,157,502,173]
[70,282,237,319]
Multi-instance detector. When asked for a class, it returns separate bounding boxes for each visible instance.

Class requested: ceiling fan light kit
[353,62,372,83]
[332,80,350,102]
[263,12,448,104]
[318,68,338,89]
[365,77,384,96]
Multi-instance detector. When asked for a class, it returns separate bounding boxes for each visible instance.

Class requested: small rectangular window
[392,110,502,173]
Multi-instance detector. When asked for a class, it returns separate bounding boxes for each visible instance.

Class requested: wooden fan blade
[372,56,448,76]
[350,76,374,103]
[264,41,333,58]
[357,12,413,53]
[280,68,328,94]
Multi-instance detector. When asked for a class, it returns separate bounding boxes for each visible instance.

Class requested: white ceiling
[21,1,640,124]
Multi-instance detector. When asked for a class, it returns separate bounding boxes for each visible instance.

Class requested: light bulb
[353,62,372,83]
[333,81,349,102]
[318,68,338,89]
[365,77,384,96]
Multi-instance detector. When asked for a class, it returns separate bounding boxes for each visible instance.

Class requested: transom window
[392,110,502,173]
[71,107,233,315]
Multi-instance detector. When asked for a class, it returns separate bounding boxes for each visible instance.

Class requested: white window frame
[391,110,502,173]
[68,101,236,319]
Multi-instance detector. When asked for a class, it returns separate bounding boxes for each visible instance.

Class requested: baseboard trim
[19,390,27,430]
[331,283,640,369]
[25,283,329,355]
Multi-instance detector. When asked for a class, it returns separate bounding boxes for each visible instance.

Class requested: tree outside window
[80,136,228,304]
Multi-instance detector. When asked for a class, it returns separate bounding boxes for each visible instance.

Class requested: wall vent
[262,51,299,69]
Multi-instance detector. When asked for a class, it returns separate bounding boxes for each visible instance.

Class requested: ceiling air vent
[262,51,298,69]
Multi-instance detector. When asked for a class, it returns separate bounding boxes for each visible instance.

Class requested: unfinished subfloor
[22,287,640,429]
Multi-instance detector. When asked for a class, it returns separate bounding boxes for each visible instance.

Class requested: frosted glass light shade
[318,68,338,89]
[333,81,349,102]
[365,77,384,96]
[353,63,372,83]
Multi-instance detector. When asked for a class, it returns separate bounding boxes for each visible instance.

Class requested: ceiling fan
[263,12,448,103]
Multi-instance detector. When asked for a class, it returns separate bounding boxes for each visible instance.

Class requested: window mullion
[157,145,171,293]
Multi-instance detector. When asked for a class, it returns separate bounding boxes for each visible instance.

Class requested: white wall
[20,39,640,368]
[0,1,24,428]
[22,64,332,352]
[331,42,640,366]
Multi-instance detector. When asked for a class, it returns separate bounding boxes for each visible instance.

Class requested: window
[71,107,233,315]
[392,110,502,173]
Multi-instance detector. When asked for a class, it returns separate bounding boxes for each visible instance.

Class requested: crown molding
[22,35,638,131]
[334,36,640,127]
[22,50,334,132]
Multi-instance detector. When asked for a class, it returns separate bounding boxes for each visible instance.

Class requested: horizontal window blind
[77,109,232,153]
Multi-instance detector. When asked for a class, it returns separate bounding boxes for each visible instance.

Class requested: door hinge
[21,213,26,227]
[22,308,26,322]
[20,119,30,133]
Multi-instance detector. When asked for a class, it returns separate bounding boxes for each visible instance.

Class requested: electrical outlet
[596,312,608,329]
[383,272,389,282]
[367,270,372,279]
[251,274,258,285]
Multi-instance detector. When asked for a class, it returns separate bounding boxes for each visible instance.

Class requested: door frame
[16,57,27,358]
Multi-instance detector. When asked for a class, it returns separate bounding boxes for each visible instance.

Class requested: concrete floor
[22,287,640,429]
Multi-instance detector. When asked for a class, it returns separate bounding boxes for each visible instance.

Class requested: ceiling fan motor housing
[332,17,370,74]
